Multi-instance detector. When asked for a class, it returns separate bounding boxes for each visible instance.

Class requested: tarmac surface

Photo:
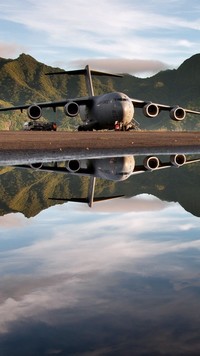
[1,130,200,165]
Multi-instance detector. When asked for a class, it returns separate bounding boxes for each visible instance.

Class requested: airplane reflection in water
[16,153,200,207]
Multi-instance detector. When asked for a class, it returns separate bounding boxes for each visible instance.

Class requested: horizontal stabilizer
[49,194,124,207]
[93,195,124,202]
[49,197,90,203]
[46,65,123,78]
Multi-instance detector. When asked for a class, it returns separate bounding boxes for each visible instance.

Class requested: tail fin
[49,195,124,208]
[49,176,124,208]
[46,65,123,96]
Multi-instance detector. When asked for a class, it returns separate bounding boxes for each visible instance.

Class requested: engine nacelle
[66,160,80,172]
[27,105,42,120]
[144,156,160,170]
[64,102,79,117]
[170,106,186,121]
[29,162,43,170]
[143,103,159,118]
[170,154,186,167]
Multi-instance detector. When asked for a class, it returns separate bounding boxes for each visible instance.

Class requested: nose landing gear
[114,120,140,131]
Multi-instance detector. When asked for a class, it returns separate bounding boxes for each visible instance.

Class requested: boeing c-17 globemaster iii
[1,65,200,131]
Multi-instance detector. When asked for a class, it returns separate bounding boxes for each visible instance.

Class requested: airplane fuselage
[79,92,134,130]
[67,156,136,181]
[93,156,135,180]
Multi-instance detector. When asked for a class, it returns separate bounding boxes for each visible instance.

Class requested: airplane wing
[131,156,200,175]
[131,98,200,119]
[14,164,95,176]
[14,156,200,177]
[0,97,93,112]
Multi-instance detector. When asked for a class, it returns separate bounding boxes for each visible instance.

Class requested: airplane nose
[122,99,134,123]
[116,156,135,180]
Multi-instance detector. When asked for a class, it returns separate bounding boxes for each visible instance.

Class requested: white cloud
[0,0,200,73]
[84,194,170,212]
[2,0,198,37]
[69,58,169,76]
[0,42,25,57]
[0,213,28,229]
[0,196,199,277]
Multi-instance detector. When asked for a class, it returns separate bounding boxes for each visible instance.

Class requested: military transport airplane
[1,65,200,131]
[16,153,200,207]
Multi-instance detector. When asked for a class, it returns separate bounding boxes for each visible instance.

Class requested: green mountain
[0,53,200,130]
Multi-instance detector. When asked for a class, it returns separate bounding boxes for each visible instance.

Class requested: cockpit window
[115,98,128,101]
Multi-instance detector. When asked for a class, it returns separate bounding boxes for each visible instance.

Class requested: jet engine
[144,156,160,170]
[29,162,43,169]
[27,105,42,120]
[143,103,159,118]
[64,102,79,117]
[66,159,81,172]
[170,154,186,167]
[170,106,186,121]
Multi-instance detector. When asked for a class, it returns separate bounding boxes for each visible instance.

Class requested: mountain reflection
[0,197,200,355]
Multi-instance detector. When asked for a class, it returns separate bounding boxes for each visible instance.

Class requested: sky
[0,0,200,76]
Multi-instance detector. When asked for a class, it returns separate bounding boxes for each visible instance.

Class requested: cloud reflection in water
[0,194,200,354]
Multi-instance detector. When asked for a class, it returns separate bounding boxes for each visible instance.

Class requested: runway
[1,130,200,165]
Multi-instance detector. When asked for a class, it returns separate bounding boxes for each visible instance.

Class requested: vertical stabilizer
[88,176,96,207]
[85,65,94,96]
[46,65,122,97]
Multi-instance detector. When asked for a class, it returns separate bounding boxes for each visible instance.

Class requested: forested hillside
[0,53,200,130]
